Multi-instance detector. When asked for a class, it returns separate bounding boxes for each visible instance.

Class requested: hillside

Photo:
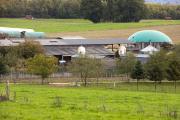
[145,0,180,4]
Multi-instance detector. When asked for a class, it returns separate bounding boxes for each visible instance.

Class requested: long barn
[0,38,131,62]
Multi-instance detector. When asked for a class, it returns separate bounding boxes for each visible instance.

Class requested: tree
[68,56,104,86]
[93,59,104,86]
[174,44,180,58]
[3,46,20,84]
[102,0,146,22]
[166,53,180,92]
[130,61,144,90]
[1,0,180,20]
[146,65,163,92]
[116,53,136,82]
[145,51,168,91]
[146,4,180,20]
[0,61,8,76]
[113,0,145,22]
[0,46,10,57]
[0,55,9,77]
[0,55,10,100]
[61,0,81,18]
[81,0,103,23]
[26,54,58,84]
[102,0,114,21]
[18,40,44,59]
[121,0,146,22]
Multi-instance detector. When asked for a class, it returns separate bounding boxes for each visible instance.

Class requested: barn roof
[44,46,114,56]
[0,38,130,46]
[37,38,130,46]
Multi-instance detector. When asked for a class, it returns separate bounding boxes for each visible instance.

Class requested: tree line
[0,41,58,84]
[68,46,180,92]
[146,4,180,20]
[0,0,179,23]
[116,47,180,91]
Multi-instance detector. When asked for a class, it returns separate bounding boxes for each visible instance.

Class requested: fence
[0,72,135,84]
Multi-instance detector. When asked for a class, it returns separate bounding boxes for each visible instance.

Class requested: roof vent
[78,46,86,55]
[11,40,21,43]
[50,40,58,43]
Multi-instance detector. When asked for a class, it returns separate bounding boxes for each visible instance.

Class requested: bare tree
[68,56,104,87]
[116,53,136,82]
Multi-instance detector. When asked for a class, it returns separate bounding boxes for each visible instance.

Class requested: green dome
[128,30,172,44]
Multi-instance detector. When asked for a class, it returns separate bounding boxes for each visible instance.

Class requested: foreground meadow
[0,84,180,120]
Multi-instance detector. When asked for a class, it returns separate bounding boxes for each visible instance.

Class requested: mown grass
[0,18,180,33]
[0,83,179,120]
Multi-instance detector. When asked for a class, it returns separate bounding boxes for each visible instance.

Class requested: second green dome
[128,30,172,44]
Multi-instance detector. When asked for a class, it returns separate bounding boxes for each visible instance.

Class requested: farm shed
[37,38,131,62]
[0,38,131,63]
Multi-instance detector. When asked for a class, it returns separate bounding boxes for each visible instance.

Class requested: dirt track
[49,25,180,44]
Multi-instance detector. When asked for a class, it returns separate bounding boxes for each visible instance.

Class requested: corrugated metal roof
[0,38,131,46]
[0,39,24,46]
[44,46,114,56]
[36,38,131,46]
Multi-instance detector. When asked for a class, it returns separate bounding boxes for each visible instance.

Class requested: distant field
[0,18,180,33]
[0,83,180,120]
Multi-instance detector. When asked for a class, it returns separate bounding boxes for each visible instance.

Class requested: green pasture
[0,83,180,120]
[0,18,180,33]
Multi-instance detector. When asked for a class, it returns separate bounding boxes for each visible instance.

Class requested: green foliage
[131,61,144,80]
[3,47,19,68]
[0,56,9,75]
[104,0,146,22]
[130,61,144,90]
[0,46,9,57]
[0,41,44,76]
[166,53,180,81]
[2,0,180,22]
[146,64,163,82]
[174,44,180,58]
[0,0,81,18]
[18,40,44,59]
[145,51,168,82]
[26,54,58,84]
[146,4,180,20]
[81,0,103,23]
[166,61,180,81]
[116,53,136,76]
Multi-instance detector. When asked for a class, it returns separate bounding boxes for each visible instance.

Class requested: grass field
[0,83,180,120]
[1,18,180,43]
[0,18,180,33]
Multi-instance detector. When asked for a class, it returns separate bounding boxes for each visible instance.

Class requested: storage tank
[78,46,86,55]
[0,27,36,38]
[0,29,21,38]
[0,27,34,32]
[25,32,45,38]
[118,45,126,56]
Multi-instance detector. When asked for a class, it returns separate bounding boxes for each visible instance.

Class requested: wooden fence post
[6,79,10,100]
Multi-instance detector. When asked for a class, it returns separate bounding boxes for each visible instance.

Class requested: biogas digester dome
[128,30,173,44]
